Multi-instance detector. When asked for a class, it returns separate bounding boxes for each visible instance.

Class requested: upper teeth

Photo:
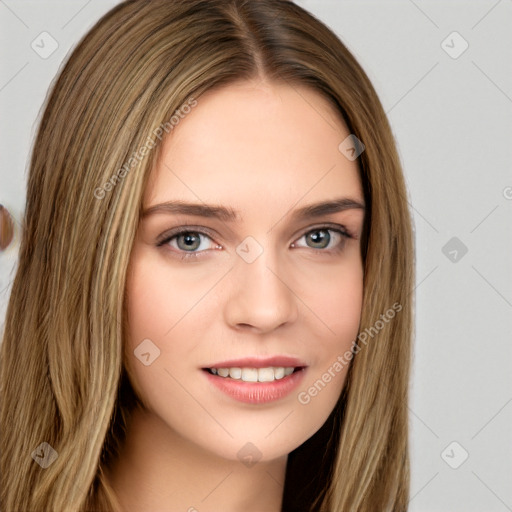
[210,367,295,382]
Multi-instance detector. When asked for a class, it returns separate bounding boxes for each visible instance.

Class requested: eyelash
[156,224,353,261]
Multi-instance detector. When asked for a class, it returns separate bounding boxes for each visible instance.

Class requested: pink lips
[202,355,307,405]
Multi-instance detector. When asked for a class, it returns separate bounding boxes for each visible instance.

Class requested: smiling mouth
[203,366,304,382]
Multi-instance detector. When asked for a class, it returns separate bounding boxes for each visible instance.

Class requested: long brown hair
[0,1,414,510]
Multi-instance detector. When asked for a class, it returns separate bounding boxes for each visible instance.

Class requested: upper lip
[203,356,307,369]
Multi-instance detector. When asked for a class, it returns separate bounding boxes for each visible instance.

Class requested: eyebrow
[141,197,365,222]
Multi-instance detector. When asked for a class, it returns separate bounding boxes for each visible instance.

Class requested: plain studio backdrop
[0,1,511,511]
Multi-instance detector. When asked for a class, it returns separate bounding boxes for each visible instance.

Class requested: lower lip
[203,368,306,404]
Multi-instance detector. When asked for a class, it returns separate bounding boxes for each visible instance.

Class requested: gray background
[1,1,511,510]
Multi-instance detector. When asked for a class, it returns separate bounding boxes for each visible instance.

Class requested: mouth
[201,357,308,404]
[202,366,305,382]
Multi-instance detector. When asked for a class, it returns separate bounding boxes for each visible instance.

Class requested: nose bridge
[224,234,298,331]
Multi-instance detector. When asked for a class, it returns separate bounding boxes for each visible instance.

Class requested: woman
[0,0,414,510]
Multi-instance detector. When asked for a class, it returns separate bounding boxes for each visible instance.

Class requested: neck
[106,406,287,512]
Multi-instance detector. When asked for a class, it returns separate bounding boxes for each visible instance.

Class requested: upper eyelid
[156,225,217,245]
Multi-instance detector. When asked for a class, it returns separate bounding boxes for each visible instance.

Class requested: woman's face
[124,79,365,462]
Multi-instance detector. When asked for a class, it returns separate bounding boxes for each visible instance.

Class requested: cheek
[318,267,363,337]
[124,252,210,343]
[295,254,364,350]
[122,252,185,401]
[291,259,363,419]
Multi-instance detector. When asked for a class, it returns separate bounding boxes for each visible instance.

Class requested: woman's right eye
[157,228,219,260]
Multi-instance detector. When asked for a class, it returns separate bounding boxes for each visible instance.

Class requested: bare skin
[107,78,365,512]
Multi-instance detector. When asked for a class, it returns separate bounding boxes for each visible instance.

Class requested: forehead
[144,81,363,215]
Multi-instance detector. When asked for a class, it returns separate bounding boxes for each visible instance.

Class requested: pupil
[309,230,329,248]
[180,233,199,250]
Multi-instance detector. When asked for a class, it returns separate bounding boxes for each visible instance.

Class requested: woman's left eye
[292,227,351,253]
[156,225,351,260]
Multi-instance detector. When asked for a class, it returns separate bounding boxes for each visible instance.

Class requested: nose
[223,246,299,334]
